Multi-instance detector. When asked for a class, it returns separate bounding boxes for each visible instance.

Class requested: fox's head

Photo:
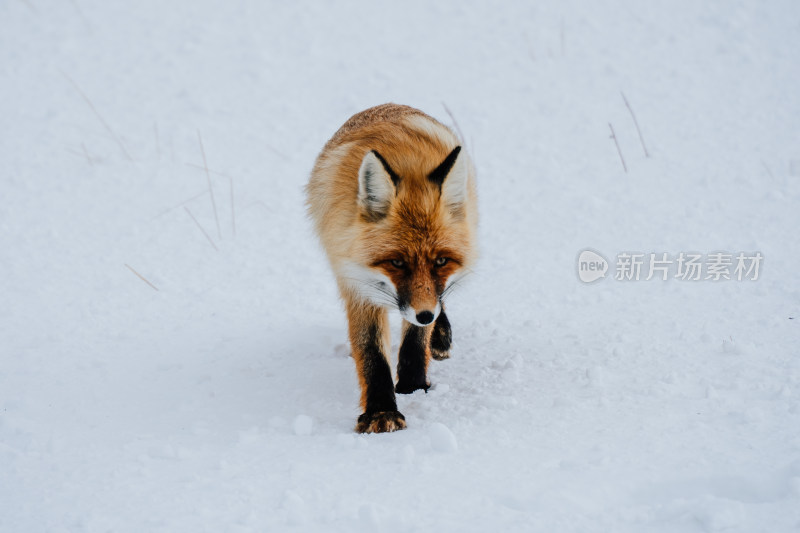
[341,144,475,326]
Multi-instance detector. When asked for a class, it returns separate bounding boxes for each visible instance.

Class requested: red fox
[306,104,478,433]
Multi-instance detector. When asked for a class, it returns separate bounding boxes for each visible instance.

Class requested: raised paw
[430,347,450,361]
[356,411,407,434]
[430,312,452,360]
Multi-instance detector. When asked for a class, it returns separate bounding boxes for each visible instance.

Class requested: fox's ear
[358,150,399,219]
[429,146,469,210]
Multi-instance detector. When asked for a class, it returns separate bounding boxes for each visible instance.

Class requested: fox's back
[323,103,431,150]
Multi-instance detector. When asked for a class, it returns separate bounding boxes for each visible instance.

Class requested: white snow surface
[2,1,800,531]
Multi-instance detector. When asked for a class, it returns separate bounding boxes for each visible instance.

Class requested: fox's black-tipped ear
[358,150,399,220]
[429,146,469,210]
[429,146,461,186]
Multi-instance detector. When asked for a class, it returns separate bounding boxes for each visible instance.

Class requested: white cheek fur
[337,261,446,325]
[337,261,399,308]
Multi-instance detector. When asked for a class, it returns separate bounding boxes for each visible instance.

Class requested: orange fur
[306,103,478,433]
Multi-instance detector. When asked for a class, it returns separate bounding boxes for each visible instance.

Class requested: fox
[306,103,478,433]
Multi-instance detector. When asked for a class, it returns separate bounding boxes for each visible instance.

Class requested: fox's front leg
[347,300,406,433]
[395,320,433,394]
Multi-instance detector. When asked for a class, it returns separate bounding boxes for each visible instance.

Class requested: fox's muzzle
[415,311,434,325]
[400,302,441,327]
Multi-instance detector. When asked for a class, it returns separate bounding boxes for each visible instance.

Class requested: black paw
[356,411,406,433]
[395,378,431,394]
[430,347,450,361]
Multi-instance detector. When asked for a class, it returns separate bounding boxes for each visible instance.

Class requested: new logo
[577,249,609,283]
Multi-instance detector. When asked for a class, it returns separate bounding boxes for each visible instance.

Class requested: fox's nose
[416,311,434,325]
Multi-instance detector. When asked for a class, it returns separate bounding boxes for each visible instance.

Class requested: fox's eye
[434,257,448,267]
[391,259,406,268]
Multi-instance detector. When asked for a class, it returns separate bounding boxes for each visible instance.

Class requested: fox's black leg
[347,301,406,433]
[396,321,432,394]
[430,309,452,361]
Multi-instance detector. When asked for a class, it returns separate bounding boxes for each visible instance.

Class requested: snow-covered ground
[2,1,799,531]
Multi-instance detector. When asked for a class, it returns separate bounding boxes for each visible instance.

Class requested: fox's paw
[430,315,452,361]
[356,411,407,434]
[431,347,450,361]
[395,378,431,394]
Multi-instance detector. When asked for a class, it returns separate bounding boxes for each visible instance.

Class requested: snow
[293,415,314,437]
[2,0,799,531]
[428,423,459,454]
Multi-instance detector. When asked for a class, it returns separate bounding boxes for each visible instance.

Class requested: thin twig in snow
[125,264,159,291]
[150,190,208,220]
[196,130,221,239]
[442,102,467,146]
[609,123,628,173]
[621,91,650,158]
[61,71,133,161]
[266,144,289,161]
[65,147,96,165]
[242,200,270,213]
[154,122,161,159]
[469,135,477,168]
[68,0,91,31]
[184,206,219,251]
[17,0,38,15]
[229,177,236,238]
[81,142,93,166]
[761,160,774,179]
[185,162,232,179]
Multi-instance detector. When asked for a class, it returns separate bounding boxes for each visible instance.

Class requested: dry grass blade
[761,160,774,179]
[442,102,467,146]
[266,144,289,161]
[185,162,232,179]
[154,122,161,159]
[125,264,159,291]
[184,206,219,251]
[150,190,208,220]
[17,0,38,14]
[61,71,133,161]
[609,123,628,173]
[81,143,93,166]
[197,130,222,239]
[229,177,236,238]
[621,91,650,158]
[68,0,92,31]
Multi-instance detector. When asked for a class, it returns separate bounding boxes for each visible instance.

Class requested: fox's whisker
[441,269,474,301]
[340,276,400,307]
